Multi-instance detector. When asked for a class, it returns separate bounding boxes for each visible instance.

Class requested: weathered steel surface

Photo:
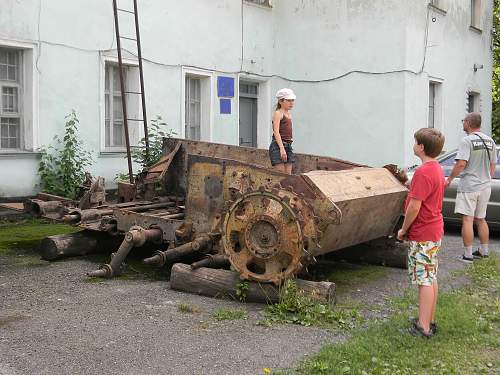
[302,168,407,255]
[180,151,406,283]
[31,137,407,285]
[77,176,106,209]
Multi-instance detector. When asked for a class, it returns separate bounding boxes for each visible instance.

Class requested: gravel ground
[0,226,498,375]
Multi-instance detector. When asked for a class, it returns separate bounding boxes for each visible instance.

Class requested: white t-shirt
[455,131,497,192]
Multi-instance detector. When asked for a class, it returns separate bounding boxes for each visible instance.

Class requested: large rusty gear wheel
[221,187,313,284]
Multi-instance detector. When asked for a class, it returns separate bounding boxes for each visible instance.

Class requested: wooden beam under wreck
[169,263,336,305]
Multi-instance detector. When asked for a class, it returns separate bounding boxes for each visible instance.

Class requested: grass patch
[281,256,499,375]
[0,314,28,327]
[0,219,80,266]
[178,302,201,314]
[259,280,361,330]
[311,262,389,294]
[212,308,248,321]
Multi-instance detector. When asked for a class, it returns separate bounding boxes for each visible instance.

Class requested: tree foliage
[492,0,500,142]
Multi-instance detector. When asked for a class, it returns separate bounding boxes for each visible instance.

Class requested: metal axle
[87,226,162,278]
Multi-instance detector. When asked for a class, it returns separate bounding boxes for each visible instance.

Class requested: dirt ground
[0,226,497,375]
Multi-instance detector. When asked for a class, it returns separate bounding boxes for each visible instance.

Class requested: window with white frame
[104,62,141,148]
[185,76,201,141]
[245,0,272,7]
[430,0,445,10]
[428,80,442,129]
[471,0,482,29]
[0,48,22,149]
[467,91,480,113]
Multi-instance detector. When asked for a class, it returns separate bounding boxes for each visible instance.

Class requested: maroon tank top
[275,115,293,142]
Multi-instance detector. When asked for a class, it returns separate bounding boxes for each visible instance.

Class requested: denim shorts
[269,140,295,166]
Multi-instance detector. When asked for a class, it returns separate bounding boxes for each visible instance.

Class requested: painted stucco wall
[403,1,494,167]
[0,0,493,197]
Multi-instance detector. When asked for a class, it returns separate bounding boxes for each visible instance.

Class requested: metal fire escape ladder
[112,0,150,183]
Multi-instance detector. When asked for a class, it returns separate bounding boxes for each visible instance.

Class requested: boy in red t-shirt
[397,128,445,338]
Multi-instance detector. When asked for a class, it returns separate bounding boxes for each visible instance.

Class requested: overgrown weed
[259,279,361,329]
[212,308,248,321]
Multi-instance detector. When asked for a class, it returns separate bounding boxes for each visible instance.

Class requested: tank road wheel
[221,189,305,284]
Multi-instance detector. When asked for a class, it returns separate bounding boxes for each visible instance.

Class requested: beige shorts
[454,187,491,218]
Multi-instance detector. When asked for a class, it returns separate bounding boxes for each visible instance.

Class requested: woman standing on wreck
[269,88,296,175]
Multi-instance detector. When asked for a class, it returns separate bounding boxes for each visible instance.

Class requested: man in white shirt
[445,112,497,262]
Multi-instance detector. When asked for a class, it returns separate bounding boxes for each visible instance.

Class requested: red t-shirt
[405,160,444,241]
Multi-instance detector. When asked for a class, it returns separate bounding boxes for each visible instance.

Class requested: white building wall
[404,0,493,167]
[0,0,493,198]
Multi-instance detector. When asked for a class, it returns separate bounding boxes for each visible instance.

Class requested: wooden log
[327,237,408,269]
[169,263,336,305]
[38,230,122,261]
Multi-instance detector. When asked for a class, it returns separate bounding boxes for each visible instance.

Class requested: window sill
[0,150,42,159]
[429,4,446,16]
[469,25,482,34]
[99,150,129,158]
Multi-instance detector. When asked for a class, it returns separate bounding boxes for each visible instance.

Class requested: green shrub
[38,110,93,198]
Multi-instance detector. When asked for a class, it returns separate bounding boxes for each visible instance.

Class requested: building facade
[0,0,493,197]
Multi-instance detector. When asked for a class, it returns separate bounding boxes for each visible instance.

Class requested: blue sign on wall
[217,76,234,97]
[220,98,231,114]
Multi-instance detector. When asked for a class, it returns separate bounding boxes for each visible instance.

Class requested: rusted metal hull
[31,137,407,284]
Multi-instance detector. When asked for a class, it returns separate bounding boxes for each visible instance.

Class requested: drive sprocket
[221,187,316,284]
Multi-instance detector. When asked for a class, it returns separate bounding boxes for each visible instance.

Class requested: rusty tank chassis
[176,152,407,284]
[34,138,407,285]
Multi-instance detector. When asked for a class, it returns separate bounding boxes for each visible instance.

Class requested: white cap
[276,88,296,100]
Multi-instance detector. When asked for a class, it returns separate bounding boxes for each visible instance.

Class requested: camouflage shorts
[408,240,441,286]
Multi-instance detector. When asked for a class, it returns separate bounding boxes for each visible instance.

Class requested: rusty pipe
[124,202,176,212]
[87,226,162,278]
[190,254,229,270]
[24,199,64,218]
[63,202,176,225]
[161,213,184,220]
[143,234,212,267]
[63,208,114,225]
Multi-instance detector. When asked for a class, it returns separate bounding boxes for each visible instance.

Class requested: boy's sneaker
[407,321,432,339]
[472,250,489,259]
[410,318,437,335]
[460,255,474,263]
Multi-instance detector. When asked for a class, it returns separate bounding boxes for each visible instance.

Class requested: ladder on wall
[112,0,149,183]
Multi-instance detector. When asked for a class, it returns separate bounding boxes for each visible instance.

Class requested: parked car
[407,147,500,228]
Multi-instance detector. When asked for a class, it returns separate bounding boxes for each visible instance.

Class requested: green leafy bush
[116,115,176,181]
[38,110,93,198]
[131,115,176,170]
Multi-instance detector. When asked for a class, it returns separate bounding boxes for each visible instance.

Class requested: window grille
[185,77,201,141]
[105,63,128,147]
[0,48,22,149]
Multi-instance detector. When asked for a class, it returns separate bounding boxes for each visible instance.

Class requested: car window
[494,150,500,179]
[439,153,456,177]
